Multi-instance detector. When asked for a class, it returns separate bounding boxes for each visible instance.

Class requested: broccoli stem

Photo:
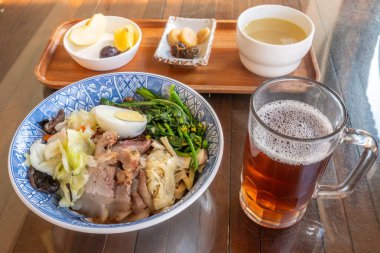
[101,98,190,123]
[183,132,198,171]
[164,123,174,135]
[136,87,159,100]
[169,85,193,122]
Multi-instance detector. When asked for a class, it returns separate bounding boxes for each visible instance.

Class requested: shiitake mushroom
[28,167,60,194]
[38,109,65,135]
[182,46,199,59]
[170,42,199,59]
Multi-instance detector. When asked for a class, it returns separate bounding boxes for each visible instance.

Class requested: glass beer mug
[240,77,378,229]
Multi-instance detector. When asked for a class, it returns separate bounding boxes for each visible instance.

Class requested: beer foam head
[250,100,334,165]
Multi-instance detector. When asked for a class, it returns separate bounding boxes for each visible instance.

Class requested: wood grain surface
[0,0,379,253]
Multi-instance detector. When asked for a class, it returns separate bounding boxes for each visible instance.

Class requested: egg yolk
[114,110,145,122]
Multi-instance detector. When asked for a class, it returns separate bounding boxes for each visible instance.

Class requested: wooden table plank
[206,94,231,253]
[12,212,52,253]
[0,1,103,252]
[49,227,107,253]
[319,1,380,252]
[232,0,250,19]
[0,0,55,82]
[229,94,261,253]
[1,1,380,253]
[103,232,138,253]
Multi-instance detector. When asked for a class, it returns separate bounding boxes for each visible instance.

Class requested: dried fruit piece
[99,46,121,58]
[197,27,210,44]
[167,28,181,46]
[179,27,197,47]
[114,25,135,52]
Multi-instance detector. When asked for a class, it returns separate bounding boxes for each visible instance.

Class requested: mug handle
[316,128,378,199]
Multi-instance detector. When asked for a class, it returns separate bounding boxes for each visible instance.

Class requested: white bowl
[154,16,217,67]
[63,16,142,71]
[236,5,315,77]
[8,72,224,234]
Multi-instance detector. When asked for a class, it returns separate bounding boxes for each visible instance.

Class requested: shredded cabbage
[29,141,59,176]
[145,149,176,210]
[68,109,97,131]
[28,126,95,207]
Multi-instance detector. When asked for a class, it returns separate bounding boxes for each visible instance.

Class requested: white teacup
[236,5,315,77]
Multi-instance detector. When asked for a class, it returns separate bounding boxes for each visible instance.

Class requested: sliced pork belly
[75,131,154,223]
[107,181,132,222]
[95,130,118,156]
[111,139,152,154]
[117,149,140,184]
[72,165,116,223]
[95,150,118,167]
[128,178,150,221]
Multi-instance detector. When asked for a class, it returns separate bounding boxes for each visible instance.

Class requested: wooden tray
[35,19,320,94]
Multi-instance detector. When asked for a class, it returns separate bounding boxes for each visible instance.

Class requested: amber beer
[240,100,333,228]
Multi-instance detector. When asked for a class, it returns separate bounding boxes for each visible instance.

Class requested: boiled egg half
[92,105,147,138]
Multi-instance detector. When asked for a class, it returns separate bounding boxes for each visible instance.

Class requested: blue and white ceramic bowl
[8,72,223,234]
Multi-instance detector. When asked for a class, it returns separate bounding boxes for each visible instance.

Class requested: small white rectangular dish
[154,16,217,67]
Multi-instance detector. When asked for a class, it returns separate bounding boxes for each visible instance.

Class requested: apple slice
[69,25,99,46]
[85,13,107,39]
[69,13,107,46]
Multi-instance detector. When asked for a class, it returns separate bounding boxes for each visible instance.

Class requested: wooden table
[0,0,379,252]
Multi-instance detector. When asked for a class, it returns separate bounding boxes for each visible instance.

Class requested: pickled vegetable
[167,29,181,46]
[171,42,199,59]
[171,41,187,58]
[179,27,197,47]
[197,27,210,44]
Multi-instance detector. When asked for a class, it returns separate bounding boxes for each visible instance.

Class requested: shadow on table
[43,87,58,98]
[259,218,324,253]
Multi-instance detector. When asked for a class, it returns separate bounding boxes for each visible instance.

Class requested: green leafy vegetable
[100,85,207,170]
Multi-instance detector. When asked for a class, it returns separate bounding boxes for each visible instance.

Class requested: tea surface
[243,18,307,45]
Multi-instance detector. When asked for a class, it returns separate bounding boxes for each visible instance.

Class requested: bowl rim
[8,72,224,234]
[63,16,142,62]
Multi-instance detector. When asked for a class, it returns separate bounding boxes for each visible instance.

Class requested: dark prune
[100,46,121,58]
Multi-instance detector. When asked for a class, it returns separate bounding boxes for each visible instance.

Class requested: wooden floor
[0,0,379,252]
